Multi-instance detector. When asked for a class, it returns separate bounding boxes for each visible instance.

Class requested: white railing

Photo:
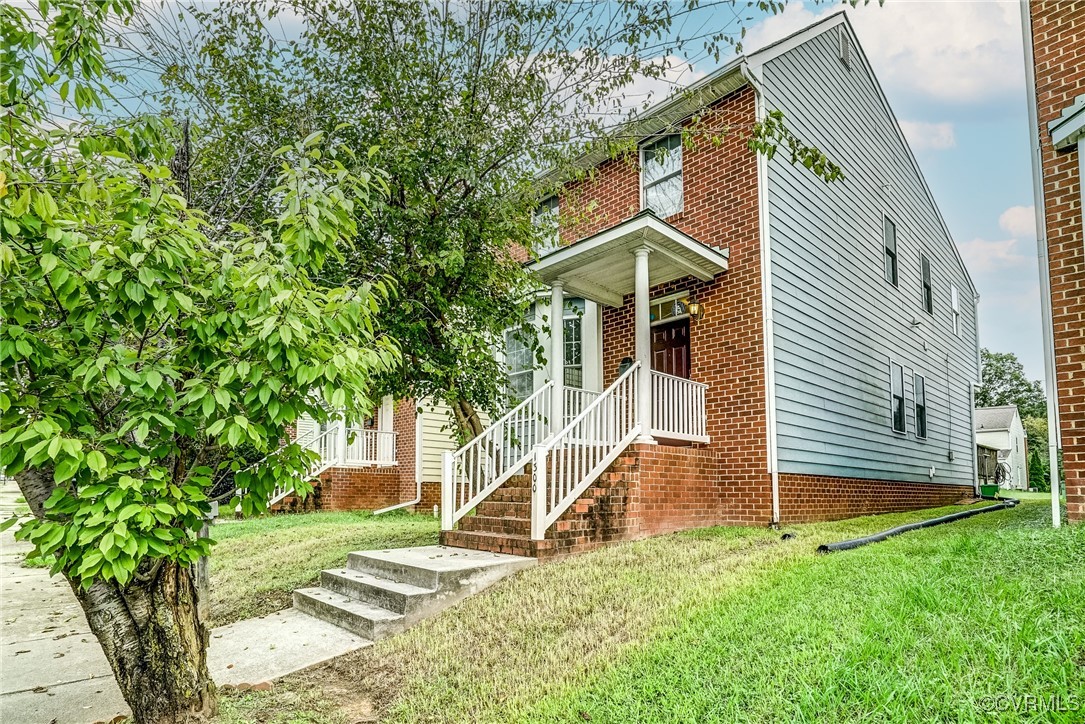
[344,428,397,466]
[441,382,554,529]
[236,425,342,510]
[531,363,641,540]
[651,371,709,443]
[563,387,601,427]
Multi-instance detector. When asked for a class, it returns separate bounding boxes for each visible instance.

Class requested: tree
[0,2,396,720]
[124,0,844,439]
[1029,449,1048,491]
[976,348,1046,420]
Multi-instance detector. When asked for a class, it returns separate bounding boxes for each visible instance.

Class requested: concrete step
[458,514,530,536]
[347,545,537,592]
[319,568,435,616]
[292,588,404,641]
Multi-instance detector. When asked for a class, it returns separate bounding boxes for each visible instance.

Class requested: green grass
[208,510,439,627]
[220,498,1083,723]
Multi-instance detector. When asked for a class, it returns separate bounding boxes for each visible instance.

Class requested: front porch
[441,211,730,555]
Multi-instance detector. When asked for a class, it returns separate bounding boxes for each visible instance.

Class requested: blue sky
[738,1,1042,380]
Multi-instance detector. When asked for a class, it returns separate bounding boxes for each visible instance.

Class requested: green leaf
[86,451,107,475]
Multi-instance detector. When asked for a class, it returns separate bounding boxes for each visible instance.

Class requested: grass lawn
[208,510,439,627]
[218,498,1084,723]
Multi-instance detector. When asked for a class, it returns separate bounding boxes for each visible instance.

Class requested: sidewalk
[0,482,370,723]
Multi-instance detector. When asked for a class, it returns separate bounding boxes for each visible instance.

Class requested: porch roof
[529,211,729,307]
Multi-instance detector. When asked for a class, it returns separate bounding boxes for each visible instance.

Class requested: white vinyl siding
[762,24,978,484]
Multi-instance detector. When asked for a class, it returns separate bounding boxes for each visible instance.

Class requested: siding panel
[762,27,979,485]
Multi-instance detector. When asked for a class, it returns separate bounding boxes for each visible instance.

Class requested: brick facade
[281,399,420,513]
[1030,1,1085,523]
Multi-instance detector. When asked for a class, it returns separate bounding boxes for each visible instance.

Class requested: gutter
[1019,0,1062,528]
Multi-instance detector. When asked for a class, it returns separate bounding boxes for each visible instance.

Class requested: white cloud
[998,205,1037,239]
[957,236,1032,275]
[899,120,957,150]
[742,1,1024,108]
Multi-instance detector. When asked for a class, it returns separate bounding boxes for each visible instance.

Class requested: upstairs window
[534,196,560,254]
[883,216,898,286]
[914,374,927,439]
[641,135,683,218]
[951,284,961,335]
[920,254,933,315]
[890,361,906,433]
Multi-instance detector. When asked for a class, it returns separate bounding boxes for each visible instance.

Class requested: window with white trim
[505,329,534,403]
[920,254,933,315]
[950,284,961,336]
[883,216,898,286]
[563,298,585,389]
[890,361,906,433]
[641,135,683,218]
[534,196,560,254]
[914,373,927,439]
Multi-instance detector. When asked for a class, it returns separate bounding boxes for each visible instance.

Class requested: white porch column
[633,247,655,443]
[549,281,565,430]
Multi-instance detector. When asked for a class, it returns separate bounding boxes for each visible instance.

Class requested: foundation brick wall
[777,474,974,524]
[1030,1,1085,523]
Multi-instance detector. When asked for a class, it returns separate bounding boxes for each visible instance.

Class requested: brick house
[1024,0,1085,524]
[436,13,982,558]
[279,14,982,548]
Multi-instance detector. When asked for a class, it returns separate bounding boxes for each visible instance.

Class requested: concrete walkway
[0,483,371,724]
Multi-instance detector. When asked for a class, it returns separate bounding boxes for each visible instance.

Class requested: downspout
[373,404,423,515]
[741,60,781,526]
[1019,0,1062,527]
[971,295,981,496]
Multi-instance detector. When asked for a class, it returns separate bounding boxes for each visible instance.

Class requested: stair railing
[530,362,641,540]
[441,382,554,530]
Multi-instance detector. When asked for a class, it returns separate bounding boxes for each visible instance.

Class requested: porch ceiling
[529,211,730,307]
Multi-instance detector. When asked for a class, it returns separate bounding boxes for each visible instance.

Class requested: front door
[651,318,690,378]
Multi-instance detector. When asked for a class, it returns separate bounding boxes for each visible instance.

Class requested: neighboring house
[974,406,1028,490]
[1023,0,1084,523]
[436,13,981,558]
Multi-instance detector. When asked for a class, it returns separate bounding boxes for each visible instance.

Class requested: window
[534,196,560,254]
[641,135,683,218]
[920,254,933,315]
[563,298,585,388]
[649,292,689,325]
[914,374,927,439]
[883,216,898,286]
[890,362,906,433]
[950,284,961,335]
[505,329,534,402]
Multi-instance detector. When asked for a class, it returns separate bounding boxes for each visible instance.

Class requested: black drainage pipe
[816,498,1019,554]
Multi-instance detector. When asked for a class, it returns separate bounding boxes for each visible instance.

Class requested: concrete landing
[0,482,370,724]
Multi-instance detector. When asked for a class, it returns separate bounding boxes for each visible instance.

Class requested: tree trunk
[15,469,217,723]
[451,397,485,444]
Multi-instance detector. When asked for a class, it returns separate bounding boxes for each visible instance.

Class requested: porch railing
[441,382,554,529]
[651,370,709,443]
[563,387,601,427]
[344,428,397,466]
[531,362,641,540]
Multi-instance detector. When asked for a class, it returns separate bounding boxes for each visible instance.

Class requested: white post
[633,247,655,443]
[336,418,347,465]
[530,445,547,540]
[550,281,565,431]
[441,451,454,530]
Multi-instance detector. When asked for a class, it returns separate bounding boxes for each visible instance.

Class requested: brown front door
[651,318,690,379]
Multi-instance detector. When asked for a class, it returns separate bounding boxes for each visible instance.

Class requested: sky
[701,0,1044,380]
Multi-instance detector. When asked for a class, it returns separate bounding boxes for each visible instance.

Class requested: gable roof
[1050,94,1085,150]
[974,406,1019,432]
